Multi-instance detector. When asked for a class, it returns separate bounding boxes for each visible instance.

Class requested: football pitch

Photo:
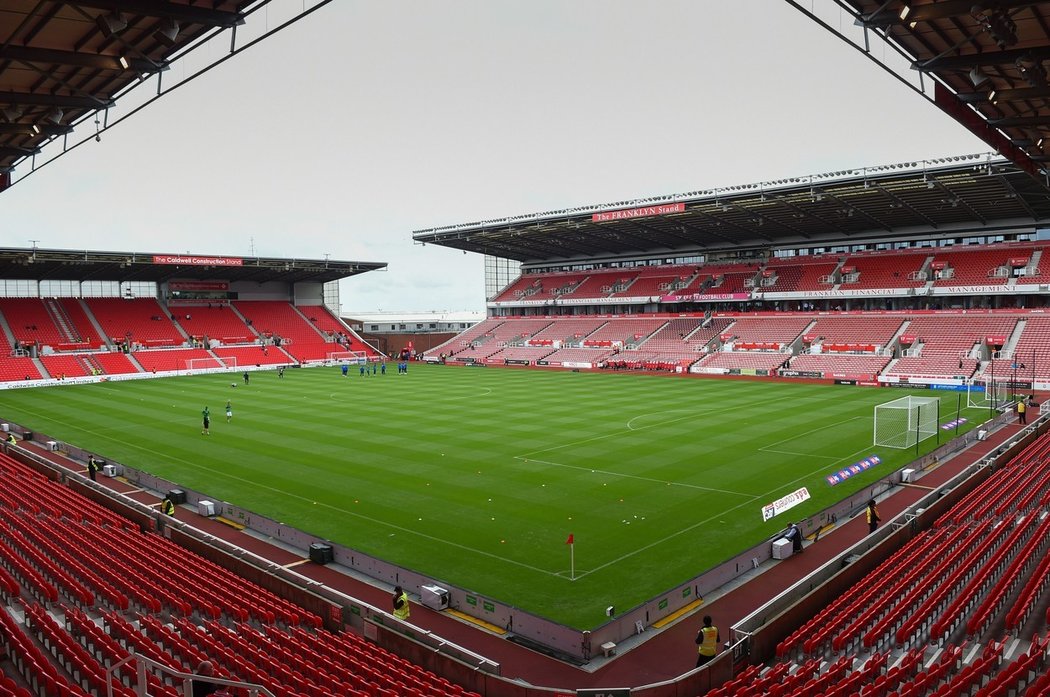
[0,365,989,629]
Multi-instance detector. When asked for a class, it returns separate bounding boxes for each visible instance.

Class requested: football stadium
[1,2,1050,697]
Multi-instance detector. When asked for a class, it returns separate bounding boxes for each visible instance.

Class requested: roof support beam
[890,0,1037,24]
[0,123,72,136]
[0,90,114,109]
[0,45,161,73]
[0,145,41,157]
[914,46,1050,71]
[61,0,243,27]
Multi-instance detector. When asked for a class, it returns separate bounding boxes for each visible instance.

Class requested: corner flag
[566,533,575,580]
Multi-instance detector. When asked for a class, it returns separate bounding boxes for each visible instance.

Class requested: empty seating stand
[0,450,480,697]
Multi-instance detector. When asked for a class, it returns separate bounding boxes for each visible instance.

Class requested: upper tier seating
[759,257,839,293]
[839,250,929,289]
[171,305,255,344]
[0,298,102,351]
[85,298,183,347]
[493,273,588,302]
[930,247,1016,286]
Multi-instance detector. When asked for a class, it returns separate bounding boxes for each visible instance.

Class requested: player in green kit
[225,400,233,423]
[201,406,211,435]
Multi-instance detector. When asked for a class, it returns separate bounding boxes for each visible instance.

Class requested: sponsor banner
[453,357,476,364]
[664,292,751,302]
[858,381,880,387]
[937,285,1026,294]
[561,361,593,369]
[780,370,824,378]
[825,455,882,486]
[152,255,243,267]
[464,362,487,368]
[930,383,969,392]
[591,202,685,222]
[536,360,550,366]
[761,487,811,522]
[834,379,857,386]
[886,381,928,389]
[168,280,230,291]
[942,418,968,430]
[504,359,530,365]
[756,288,911,299]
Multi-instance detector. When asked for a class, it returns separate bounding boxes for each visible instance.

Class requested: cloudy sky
[2,0,988,313]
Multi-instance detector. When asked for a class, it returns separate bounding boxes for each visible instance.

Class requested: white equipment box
[772,538,794,560]
[420,584,450,610]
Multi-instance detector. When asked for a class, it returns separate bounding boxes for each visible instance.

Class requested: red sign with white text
[592,202,685,222]
[152,255,244,267]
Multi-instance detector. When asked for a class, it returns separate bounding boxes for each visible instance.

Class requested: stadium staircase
[0,449,481,697]
[71,299,113,351]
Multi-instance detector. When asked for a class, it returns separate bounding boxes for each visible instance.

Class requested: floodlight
[118,55,130,70]
[44,108,63,125]
[95,12,128,37]
[154,18,180,47]
[899,5,910,21]
[968,67,989,87]
[2,105,22,122]
[989,90,997,104]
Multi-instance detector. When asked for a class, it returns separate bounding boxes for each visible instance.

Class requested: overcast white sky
[2,0,989,313]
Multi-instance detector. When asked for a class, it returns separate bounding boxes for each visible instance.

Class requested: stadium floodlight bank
[873,396,940,449]
[967,376,1009,410]
[327,350,369,364]
[186,356,237,371]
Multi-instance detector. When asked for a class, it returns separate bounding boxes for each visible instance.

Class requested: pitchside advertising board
[761,487,811,522]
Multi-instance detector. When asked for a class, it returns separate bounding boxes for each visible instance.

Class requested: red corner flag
[566,533,574,545]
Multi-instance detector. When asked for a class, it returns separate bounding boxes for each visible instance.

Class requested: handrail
[105,651,276,697]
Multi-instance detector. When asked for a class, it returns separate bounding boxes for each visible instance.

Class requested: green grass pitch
[0,365,988,629]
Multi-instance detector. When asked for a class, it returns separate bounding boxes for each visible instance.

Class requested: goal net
[967,375,1009,410]
[186,356,237,371]
[874,396,940,449]
[327,350,369,364]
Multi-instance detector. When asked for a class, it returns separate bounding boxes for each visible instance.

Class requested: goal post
[967,375,1008,410]
[186,356,236,371]
[873,396,940,449]
[327,350,369,364]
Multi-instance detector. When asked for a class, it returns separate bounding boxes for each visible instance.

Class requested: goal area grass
[0,364,989,629]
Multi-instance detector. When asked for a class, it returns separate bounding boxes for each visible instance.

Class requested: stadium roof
[0,247,384,285]
[794,1,1050,184]
[0,0,329,190]
[413,155,1050,262]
